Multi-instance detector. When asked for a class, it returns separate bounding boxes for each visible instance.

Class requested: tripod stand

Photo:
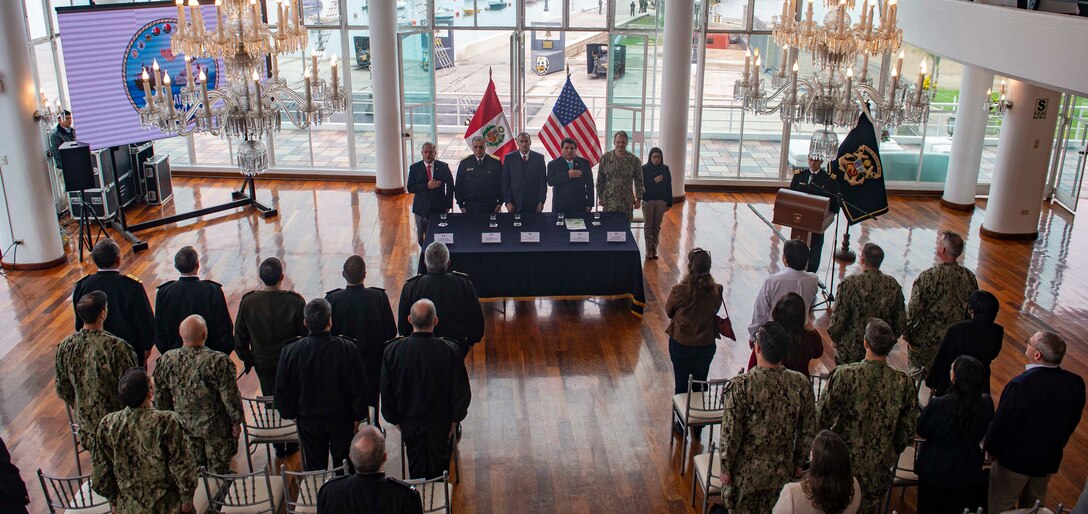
[75,190,109,262]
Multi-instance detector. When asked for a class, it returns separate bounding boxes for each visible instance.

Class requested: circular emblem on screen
[122,18,220,114]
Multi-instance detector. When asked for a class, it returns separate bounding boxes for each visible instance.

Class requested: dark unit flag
[830,113,889,224]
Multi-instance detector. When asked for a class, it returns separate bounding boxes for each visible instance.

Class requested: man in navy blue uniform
[455,136,504,214]
[546,138,594,216]
[72,239,154,365]
[502,132,547,214]
[406,142,454,246]
[154,246,235,355]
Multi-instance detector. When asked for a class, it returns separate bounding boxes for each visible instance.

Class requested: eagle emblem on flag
[837,145,882,186]
[482,124,507,149]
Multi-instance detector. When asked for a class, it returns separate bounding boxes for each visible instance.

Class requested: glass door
[605,33,649,159]
[1052,96,1088,213]
[398,30,437,183]
[510,31,525,132]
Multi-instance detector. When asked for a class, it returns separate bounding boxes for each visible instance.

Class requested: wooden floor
[1,178,1086,513]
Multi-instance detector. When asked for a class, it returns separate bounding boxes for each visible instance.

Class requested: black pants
[668,338,716,395]
[461,203,499,214]
[918,482,978,514]
[401,422,453,480]
[297,417,355,472]
[807,232,824,273]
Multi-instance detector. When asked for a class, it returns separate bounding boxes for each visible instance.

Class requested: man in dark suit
[326,255,397,425]
[154,246,235,355]
[546,137,594,216]
[72,239,154,365]
[985,330,1086,513]
[789,157,839,273]
[0,436,29,514]
[502,132,547,214]
[406,142,454,246]
[398,241,484,358]
[455,136,504,214]
[316,427,423,514]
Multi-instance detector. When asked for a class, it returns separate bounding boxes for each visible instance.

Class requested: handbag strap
[718,287,730,318]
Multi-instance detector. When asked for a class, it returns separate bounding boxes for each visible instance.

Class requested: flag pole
[489,66,492,80]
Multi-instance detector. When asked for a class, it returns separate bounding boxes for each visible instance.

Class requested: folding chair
[64,404,87,476]
[689,442,723,514]
[201,466,283,514]
[240,396,298,471]
[281,459,348,514]
[808,372,830,402]
[404,471,453,514]
[37,468,110,514]
[883,438,922,514]
[670,375,729,474]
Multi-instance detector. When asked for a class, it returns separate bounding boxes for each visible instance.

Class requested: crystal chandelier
[736,0,931,161]
[138,0,347,175]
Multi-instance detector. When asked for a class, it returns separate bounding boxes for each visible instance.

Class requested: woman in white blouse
[773,430,862,514]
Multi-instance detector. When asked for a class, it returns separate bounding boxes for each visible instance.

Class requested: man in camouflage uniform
[719,322,816,514]
[55,290,138,457]
[828,243,906,364]
[154,315,243,473]
[904,230,978,378]
[817,319,919,513]
[93,368,197,514]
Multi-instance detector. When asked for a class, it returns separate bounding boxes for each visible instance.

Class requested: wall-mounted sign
[1034,98,1049,120]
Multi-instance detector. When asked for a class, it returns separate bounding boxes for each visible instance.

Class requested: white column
[370,0,404,194]
[660,0,694,201]
[941,65,993,210]
[981,80,1062,239]
[0,0,65,269]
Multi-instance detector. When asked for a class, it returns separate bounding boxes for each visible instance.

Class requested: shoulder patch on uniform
[404,274,423,284]
[451,270,471,278]
[368,286,387,292]
[487,153,501,161]
[326,288,343,296]
[156,280,177,289]
[124,273,143,283]
[793,167,803,175]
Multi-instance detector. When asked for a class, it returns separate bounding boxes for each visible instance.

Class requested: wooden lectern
[772,188,835,248]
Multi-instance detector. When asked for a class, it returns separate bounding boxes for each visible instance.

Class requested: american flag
[539,77,602,166]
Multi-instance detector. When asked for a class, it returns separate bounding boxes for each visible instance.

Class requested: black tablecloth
[418,212,645,315]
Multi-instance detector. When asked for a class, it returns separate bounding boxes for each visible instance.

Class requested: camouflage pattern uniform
[828,270,907,365]
[596,151,645,221]
[719,367,816,514]
[54,329,138,457]
[904,262,978,377]
[92,406,197,514]
[817,360,919,514]
[153,345,243,473]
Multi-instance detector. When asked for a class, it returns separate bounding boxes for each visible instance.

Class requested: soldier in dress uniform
[154,246,235,355]
[72,239,154,365]
[817,319,919,514]
[397,242,484,358]
[828,243,906,365]
[789,157,840,273]
[92,369,197,514]
[719,322,816,514]
[326,255,397,426]
[154,315,243,474]
[316,426,424,514]
[455,136,504,214]
[905,230,978,378]
[55,290,138,457]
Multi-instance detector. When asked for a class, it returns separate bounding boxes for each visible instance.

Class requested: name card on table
[482,232,502,244]
[434,233,454,244]
[570,232,590,243]
[520,232,541,243]
[607,231,627,243]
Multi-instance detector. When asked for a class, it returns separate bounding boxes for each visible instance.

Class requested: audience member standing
[455,136,504,214]
[72,239,154,365]
[49,110,76,170]
[326,256,397,425]
[382,300,471,480]
[746,293,823,374]
[905,230,978,378]
[153,315,243,474]
[817,319,919,513]
[234,257,306,396]
[747,239,819,344]
[55,291,138,457]
[926,290,1004,397]
[276,299,369,472]
[916,356,994,514]
[154,246,235,355]
[772,430,861,514]
[0,436,30,514]
[665,248,723,396]
[640,147,672,259]
[501,132,547,214]
[406,142,454,246]
[827,243,905,365]
[719,322,816,514]
[596,131,645,222]
[985,331,1086,513]
[546,138,595,216]
[92,369,197,514]
[316,427,424,514]
[398,242,485,358]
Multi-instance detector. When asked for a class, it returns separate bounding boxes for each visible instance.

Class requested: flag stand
[834,224,857,262]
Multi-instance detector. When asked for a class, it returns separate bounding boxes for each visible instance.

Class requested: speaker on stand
[58,141,110,262]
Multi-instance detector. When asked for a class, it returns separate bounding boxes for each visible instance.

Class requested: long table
[418,212,645,315]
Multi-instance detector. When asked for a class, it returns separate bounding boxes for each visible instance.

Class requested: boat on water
[435,7,455,22]
[488,1,508,9]
[462,7,478,15]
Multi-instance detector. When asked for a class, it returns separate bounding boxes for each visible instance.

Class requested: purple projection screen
[57,3,221,150]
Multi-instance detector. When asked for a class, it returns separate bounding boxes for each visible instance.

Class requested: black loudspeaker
[59,141,95,192]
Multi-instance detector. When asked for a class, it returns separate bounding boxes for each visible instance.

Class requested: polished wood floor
[2,178,1086,513]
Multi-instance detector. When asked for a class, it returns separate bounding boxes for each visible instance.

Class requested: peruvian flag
[464,78,516,159]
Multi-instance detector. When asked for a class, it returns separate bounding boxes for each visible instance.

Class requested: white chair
[689,442,723,514]
[281,460,348,514]
[240,396,299,471]
[63,404,88,476]
[201,466,283,514]
[37,469,111,514]
[883,439,922,514]
[670,375,729,474]
[404,471,453,514]
[1001,499,1066,514]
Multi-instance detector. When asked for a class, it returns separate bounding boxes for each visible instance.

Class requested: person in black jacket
[789,157,839,273]
[546,138,594,216]
[501,132,547,214]
[276,298,368,472]
[926,290,1004,397]
[0,436,29,514]
[917,356,995,514]
[154,246,235,355]
[640,147,672,260]
[72,239,154,365]
[398,242,484,358]
[455,136,504,214]
[326,255,397,424]
[317,426,423,514]
[406,142,454,246]
[985,330,1086,513]
[382,299,471,480]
